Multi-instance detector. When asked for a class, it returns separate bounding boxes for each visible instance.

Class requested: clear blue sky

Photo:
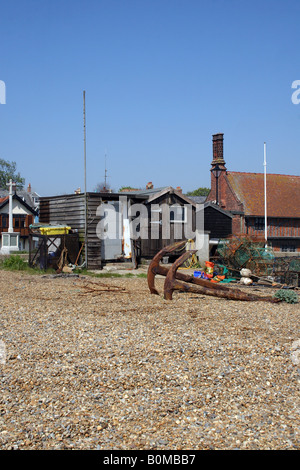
[0,0,299,196]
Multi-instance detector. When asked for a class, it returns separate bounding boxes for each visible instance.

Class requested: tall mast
[83,90,87,267]
[264,142,267,247]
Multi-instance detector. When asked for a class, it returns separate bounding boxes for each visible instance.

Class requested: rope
[178,239,200,270]
[57,247,68,271]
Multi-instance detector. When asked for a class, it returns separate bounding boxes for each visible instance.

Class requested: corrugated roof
[226,172,300,218]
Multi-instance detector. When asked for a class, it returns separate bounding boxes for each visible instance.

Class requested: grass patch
[0,256,147,278]
[94,272,147,278]
[0,254,55,275]
[2,254,28,271]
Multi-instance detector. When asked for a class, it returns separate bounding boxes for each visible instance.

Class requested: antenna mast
[104,153,110,191]
[104,154,108,189]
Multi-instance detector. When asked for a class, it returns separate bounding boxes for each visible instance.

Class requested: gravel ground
[0,269,299,450]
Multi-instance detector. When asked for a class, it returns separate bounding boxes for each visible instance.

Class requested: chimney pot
[211,133,226,170]
[212,133,224,161]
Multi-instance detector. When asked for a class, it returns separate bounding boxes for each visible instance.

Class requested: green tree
[186,187,210,197]
[0,159,25,189]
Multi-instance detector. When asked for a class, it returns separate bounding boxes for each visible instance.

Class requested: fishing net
[217,234,300,285]
[216,234,274,276]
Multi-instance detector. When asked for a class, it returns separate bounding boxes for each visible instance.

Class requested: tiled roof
[0,194,37,215]
[0,196,8,205]
[226,172,300,218]
[0,190,37,209]
[186,195,207,204]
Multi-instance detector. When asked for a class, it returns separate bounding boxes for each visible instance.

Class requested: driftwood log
[147,241,280,303]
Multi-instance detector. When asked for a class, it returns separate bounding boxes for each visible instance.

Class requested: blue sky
[0,0,299,196]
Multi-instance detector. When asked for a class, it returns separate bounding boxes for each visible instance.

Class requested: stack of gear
[216,234,274,276]
[194,261,226,283]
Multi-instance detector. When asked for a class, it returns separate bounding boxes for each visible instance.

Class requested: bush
[273,289,299,304]
[2,254,28,271]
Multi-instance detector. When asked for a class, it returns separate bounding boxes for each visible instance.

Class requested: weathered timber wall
[39,193,102,269]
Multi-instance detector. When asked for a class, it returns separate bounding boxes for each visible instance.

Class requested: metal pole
[83,91,88,267]
[264,142,267,247]
[7,179,13,233]
[216,175,219,205]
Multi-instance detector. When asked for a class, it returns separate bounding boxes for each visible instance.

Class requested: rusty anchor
[147,241,280,303]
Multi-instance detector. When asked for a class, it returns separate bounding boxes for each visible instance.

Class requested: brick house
[0,191,38,251]
[206,133,300,252]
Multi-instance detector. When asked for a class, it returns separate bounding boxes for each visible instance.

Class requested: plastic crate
[39,226,71,235]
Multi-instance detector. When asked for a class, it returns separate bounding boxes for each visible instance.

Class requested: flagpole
[83,90,88,268]
[264,142,267,247]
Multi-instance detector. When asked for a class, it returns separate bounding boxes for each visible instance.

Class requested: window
[281,245,296,252]
[14,216,26,229]
[170,205,186,223]
[1,215,8,228]
[254,217,265,231]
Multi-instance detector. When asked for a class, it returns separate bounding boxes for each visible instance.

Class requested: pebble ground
[0,270,299,450]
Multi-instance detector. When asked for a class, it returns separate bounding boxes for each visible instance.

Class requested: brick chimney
[27,183,32,193]
[212,133,226,167]
[210,133,226,206]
